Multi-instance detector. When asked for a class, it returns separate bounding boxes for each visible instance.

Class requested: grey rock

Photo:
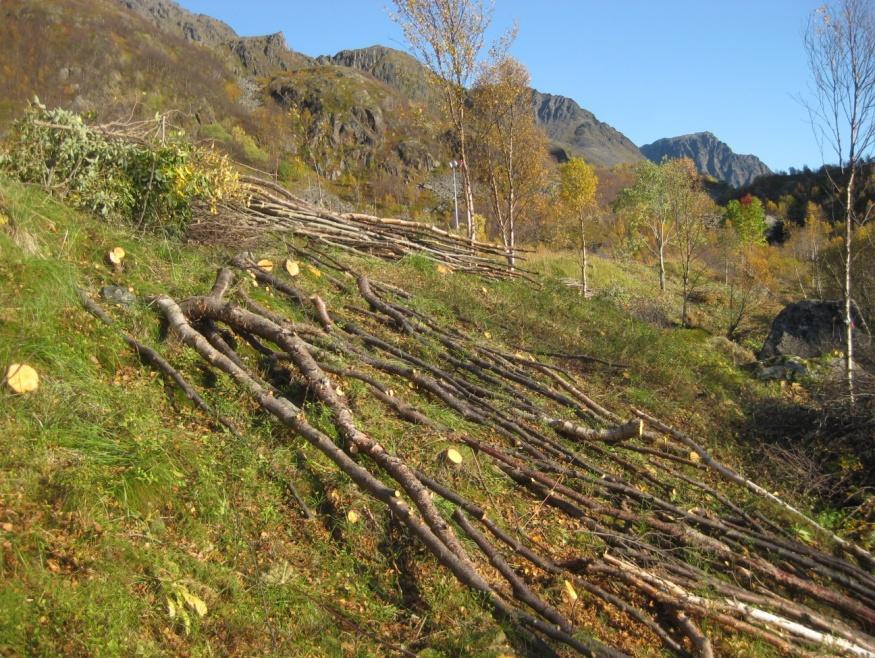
[753,356,808,381]
[115,0,237,45]
[116,0,312,75]
[640,132,771,188]
[317,46,439,105]
[396,140,437,171]
[225,33,312,77]
[758,300,860,360]
[100,285,136,306]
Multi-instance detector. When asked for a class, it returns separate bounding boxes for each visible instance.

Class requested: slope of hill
[3,134,874,654]
[531,90,645,167]
[640,131,771,188]
[0,0,447,204]
[0,0,247,125]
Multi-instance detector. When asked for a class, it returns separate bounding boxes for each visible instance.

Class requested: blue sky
[177,0,826,172]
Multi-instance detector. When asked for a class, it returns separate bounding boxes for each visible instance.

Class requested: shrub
[0,101,241,234]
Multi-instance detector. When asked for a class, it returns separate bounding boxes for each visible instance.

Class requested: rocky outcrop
[530,91,644,167]
[269,66,439,178]
[317,46,438,105]
[116,0,311,75]
[758,300,860,360]
[116,0,236,44]
[226,33,311,77]
[640,132,770,188]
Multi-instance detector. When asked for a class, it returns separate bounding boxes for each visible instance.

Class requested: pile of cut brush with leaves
[1,103,531,281]
[7,107,875,656]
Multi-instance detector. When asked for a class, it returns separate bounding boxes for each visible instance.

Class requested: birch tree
[615,160,674,292]
[557,157,599,296]
[471,56,548,269]
[391,0,494,240]
[804,0,875,404]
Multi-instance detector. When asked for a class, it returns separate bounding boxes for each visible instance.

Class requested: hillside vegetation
[2,108,874,656]
[2,1,875,656]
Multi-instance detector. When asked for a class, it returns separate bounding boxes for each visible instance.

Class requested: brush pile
[81,245,875,657]
[1,106,529,281]
[188,175,533,281]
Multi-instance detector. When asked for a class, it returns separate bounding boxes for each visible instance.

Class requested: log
[548,418,644,444]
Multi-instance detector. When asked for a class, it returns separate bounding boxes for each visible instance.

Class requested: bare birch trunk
[844,170,855,406]
[658,239,666,292]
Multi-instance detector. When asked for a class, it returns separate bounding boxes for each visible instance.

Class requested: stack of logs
[188,176,534,282]
[81,248,875,657]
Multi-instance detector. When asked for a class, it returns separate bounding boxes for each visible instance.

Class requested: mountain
[118,0,313,75]
[530,90,644,167]
[640,132,771,188]
[318,46,644,167]
[0,0,443,187]
[317,46,440,106]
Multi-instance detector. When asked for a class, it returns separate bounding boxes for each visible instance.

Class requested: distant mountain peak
[321,46,644,167]
[530,90,644,167]
[640,132,770,188]
[117,0,312,75]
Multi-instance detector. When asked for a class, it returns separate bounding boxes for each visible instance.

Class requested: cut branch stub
[439,447,464,467]
[257,259,274,273]
[4,363,39,394]
[108,246,126,265]
[284,259,300,277]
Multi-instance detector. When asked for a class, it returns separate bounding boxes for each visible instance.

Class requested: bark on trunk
[658,239,666,292]
[844,169,855,406]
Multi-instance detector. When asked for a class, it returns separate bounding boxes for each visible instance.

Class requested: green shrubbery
[0,101,241,234]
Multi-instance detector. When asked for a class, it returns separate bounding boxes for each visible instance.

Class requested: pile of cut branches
[1,105,529,280]
[80,246,875,657]
[189,175,535,281]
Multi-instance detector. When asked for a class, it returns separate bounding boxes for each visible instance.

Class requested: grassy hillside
[6,172,871,657]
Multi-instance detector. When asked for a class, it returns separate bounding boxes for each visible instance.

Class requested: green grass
[1,177,533,657]
[0,176,797,656]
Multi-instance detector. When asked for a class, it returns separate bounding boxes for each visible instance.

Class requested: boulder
[752,356,808,382]
[100,285,136,306]
[758,300,860,360]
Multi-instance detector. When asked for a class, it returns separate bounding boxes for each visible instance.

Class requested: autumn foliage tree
[391,0,495,241]
[784,202,833,298]
[471,56,549,269]
[668,160,718,326]
[723,194,767,245]
[557,157,599,296]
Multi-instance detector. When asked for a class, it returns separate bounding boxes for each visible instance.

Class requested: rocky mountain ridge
[318,45,645,167]
[530,90,644,167]
[117,0,313,77]
[640,131,771,188]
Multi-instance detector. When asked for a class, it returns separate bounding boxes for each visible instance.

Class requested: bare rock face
[115,0,237,44]
[758,300,860,360]
[317,46,439,105]
[530,91,644,167]
[640,132,770,188]
[116,0,312,74]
